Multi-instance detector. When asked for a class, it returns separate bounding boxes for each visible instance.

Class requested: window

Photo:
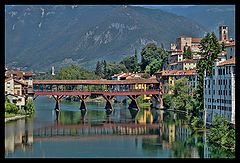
[229,90,231,95]
[209,90,211,95]
[213,90,215,95]
[233,66,235,74]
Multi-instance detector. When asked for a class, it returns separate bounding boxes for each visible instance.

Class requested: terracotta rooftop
[14,80,28,86]
[192,38,202,43]
[160,69,197,76]
[23,72,33,76]
[218,57,235,66]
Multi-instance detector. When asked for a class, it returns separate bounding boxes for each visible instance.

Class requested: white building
[204,56,235,125]
[5,77,14,95]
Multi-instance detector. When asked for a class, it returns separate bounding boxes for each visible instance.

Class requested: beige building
[177,59,197,70]
[5,77,14,95]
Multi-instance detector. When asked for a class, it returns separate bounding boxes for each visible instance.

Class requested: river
[5,96,230,158]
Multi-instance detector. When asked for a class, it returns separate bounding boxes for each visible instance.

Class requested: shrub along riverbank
[5,98,35,123]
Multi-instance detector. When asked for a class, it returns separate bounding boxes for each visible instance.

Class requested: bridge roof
[33,79,159,85]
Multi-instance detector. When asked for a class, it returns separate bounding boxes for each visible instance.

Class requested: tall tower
[51,66,55,76]
[219,25,228,41]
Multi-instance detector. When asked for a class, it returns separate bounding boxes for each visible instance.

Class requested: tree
[95,61,104,78]
[141,43,158,71]
[183,46,192,59]
[25,99,35,115]
[140,43,169,73]
[5,98,19,114]
[199,32,221,76]
[144,59,162,76]
[103,60,107,78]
[120,54,139,73]
[105,62,128,79]
[221,41,226,51]
[164,78,193,111]
[208,115,235,157]
[56,64,98,80]
[193,32,221,128]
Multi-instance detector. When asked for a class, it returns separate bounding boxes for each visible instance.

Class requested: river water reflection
[5,96,230,158]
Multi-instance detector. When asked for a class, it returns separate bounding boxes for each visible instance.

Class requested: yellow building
[168,124,176,146]
[137,109,153,124]
[159,70,198,94]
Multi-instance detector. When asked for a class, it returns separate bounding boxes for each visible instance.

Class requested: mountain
[140,5,235,39]
[5,5,207,72]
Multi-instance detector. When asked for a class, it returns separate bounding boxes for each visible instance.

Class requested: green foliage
[221,41,226,51]
[208,115,235,155]
[5,99,19,114]
[95,61,104,78]
[141,73,150,79]
[183,46,192,59]
[199,32,221,76]
[163,93,173,108]
[164,78,193,111]
[144,59,162,75]
[105,62,128,79]
[140,43,169,72]
[25,99,35,115]
[120,54,139,73]
[192,32,221,128]
[56,64,99,80]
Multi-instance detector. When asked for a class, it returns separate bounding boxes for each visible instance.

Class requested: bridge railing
[33,89,160,92]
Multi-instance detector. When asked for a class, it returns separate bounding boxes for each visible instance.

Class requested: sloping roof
[23,72,33,77]
[5,77,13,82]
[192,38,202,43]
[14,80,28,86]
[218,57,235,66]
[160,70,197,76]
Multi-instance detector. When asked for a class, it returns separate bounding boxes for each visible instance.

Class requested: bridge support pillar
[78,95,89,118]
[152,94,163,110]
[103,95,114,115]
[52,95,64,112]
[127,95,140,119]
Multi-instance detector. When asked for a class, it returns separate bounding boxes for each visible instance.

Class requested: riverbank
[5,114,29,123]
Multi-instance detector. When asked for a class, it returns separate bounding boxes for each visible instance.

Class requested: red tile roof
[23,72,33,76]
[14,80,28,86]
[192,38,202,43]
[218,57,235,66]
[161,69,197,76]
